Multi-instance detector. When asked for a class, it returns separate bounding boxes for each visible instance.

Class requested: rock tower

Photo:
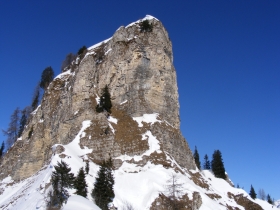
[0,15,195,182]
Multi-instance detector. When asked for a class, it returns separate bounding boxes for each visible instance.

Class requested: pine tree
[31,83,40,111]
[267,194,273,204]
[0,141,4,158]
[140,20,153,32]
[18,109,27,138]
[77,46,87,55]
[2,108,20,149]
[51,160,75,206]
[85,161,89,174]
[203,154,211,170]
[96,85,112,114]
[193,146,201,170]
[40,66,54,90]
[92,158,115,210]
[211,150,226,179]
[74,167,88,197]
[249,185,257,199]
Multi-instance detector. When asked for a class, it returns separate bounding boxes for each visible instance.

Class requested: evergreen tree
[211,150,226,179]
[203,154,211,170]
[267,194,273,204]
[85,161,89,174]
[249,185,257,199]
[31,83,40,111]
[92,158,115,210]
[193,146,201,170]
[40,66,54,90]
[140,20,153,32]
[18,109,28,138]
[77,46,87,55]
[74,167,88,197]
[96,85,112,114]
[2,108,20,149]
[0,141,4,157]
[51,160,75,206]
[28,126,34,139]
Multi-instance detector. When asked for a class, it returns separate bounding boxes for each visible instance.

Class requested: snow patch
[105,48,112,55]
[164,120,174,128]
[31,104,41,115]
[120,100,127,105]
[88,38,111,51]
[126,15,159,28]
[62,195,101,210]
[1,176,13,184]
[108,116,118,124]
[116,131,161,162]
[108,123,115,134]
[133,113,161,127]
[95,95,100,104]
[54,69,72,80]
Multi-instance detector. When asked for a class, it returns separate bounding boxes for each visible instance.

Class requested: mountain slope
[0,15,274,210]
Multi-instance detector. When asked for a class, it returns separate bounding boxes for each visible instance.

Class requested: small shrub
[95,85,112,114]
[28,126,33,139]
[94,44,106,64]
[140,20,153,32]
[104,126,110,135]
[77,46,87,55]
[40,66,54,90]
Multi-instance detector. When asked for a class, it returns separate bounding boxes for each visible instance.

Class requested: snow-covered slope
[0,117,275,210]
[274,199,280,208]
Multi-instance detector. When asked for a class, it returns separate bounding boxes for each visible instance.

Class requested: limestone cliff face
[0,15,195,181]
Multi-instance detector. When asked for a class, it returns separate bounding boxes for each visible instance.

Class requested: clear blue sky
[1,0,279,200]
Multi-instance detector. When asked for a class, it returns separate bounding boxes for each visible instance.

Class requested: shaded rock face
[0,16,195,181]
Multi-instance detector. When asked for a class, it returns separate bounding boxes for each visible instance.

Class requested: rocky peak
[79,14,179,128]
[0,15,195,182]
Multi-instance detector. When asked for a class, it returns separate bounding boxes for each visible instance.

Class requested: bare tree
[166,173,183,199]
[2,107,20,149]
[164,173,185,210]
[61,53,76,72]
[121,200,135,210]
[45,189,60,210]
[258,188,266,200]
[31,82,40,111]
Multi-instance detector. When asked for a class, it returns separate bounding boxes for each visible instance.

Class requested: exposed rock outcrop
[0,15,195,182]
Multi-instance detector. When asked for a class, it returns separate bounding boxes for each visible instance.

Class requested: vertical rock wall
[0,16,195,182]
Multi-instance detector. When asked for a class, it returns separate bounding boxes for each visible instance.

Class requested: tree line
[1,67,54,156]
[193,146,226,179]
[193,146,275,205]
[0,45,88,157]
[47,159,114,210]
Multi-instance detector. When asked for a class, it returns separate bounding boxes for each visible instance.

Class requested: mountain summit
[0,15,274,210]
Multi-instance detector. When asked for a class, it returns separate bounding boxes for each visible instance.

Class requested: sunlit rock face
[0,15,195,182]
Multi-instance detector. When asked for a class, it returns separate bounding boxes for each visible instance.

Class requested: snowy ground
[62,195,100,210]
[0,117,276,210]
